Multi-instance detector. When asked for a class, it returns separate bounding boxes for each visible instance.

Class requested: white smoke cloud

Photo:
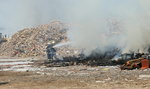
[122,0,150,53]
[67,0,150,55]
[1,0,150,55]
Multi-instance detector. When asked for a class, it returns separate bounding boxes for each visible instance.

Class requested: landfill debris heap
[0,21,70,58]
[0,21,120,66]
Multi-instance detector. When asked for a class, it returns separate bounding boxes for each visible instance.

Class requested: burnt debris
[44,48,121,67]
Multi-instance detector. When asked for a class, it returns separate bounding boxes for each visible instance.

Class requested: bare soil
[1,64,150,89]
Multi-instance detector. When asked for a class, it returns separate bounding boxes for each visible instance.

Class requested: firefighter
[46,44,56,61]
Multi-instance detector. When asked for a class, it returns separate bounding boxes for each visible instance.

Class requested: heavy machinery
[0,38,8,43]
[0,33,8,44]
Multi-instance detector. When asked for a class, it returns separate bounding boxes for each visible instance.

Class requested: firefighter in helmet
[46,41,56,61]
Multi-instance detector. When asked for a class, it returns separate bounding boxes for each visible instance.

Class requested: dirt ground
[0,59,150,89]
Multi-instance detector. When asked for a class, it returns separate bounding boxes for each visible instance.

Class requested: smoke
[67,0,150,55]
[122,0,150,53]
[1,0,150,56]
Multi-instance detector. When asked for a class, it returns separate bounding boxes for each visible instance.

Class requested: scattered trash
[138,75,150,79]
[96,81,105,83]
[101,68,110,71]
[0,81,9,85]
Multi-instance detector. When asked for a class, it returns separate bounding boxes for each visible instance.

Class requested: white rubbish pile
[0,21,69,58]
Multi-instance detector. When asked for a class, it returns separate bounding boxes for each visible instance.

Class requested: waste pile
[0,21,123,66]
[0,21,69,58]
[44,48,120,67]
[79,49,120,66]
